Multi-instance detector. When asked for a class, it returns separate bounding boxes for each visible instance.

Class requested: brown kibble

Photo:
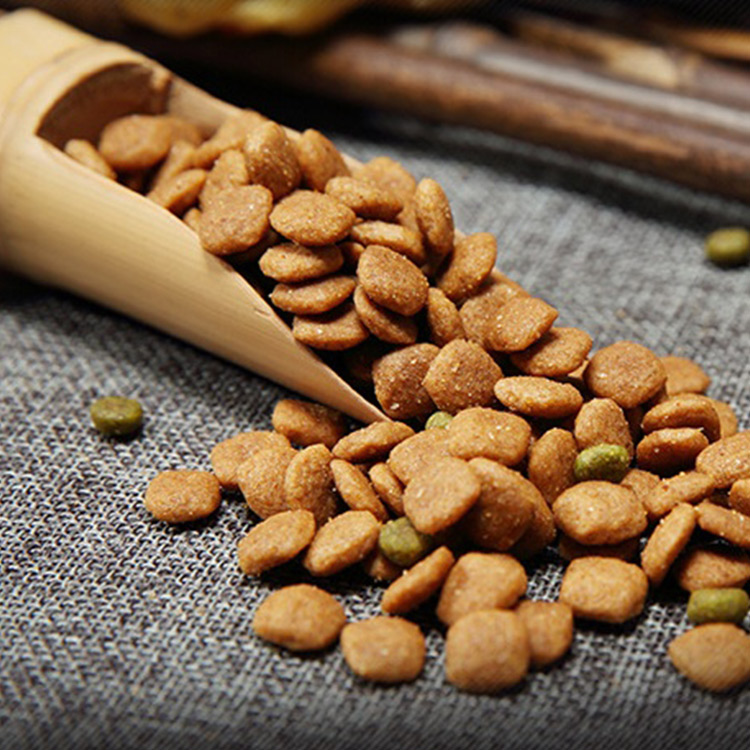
[331,459,389,521]
[147,168,206,215]
[341,617,425,684]
[695,431,750,488]
[252,584,345,651]
[674,546,750,591]
[64,138,116,179]
[284,444,337,527]
[270,275,356,315]
[237,444,296,519]
[510,483,558,559]
[437,232,496,302]
[358,245,428,316]
[557,535,640,562]
[303,510,381,576]
[553,482,647,545]
[198,185,273,256]
[459,273,528,347]
[437,552,527,626]
[144,470,220,523]
[353,286,418,345]
[485,296,557,353]
[271,399,346,449]
[729,478,750,516]
[559,557,648,623]
[585,341,667,409]
[325,176,402,221]
[642,471,715,520]
[362,549,403,582]
[387,428,452,484]
[425,288,465,346]
[381,546,455,614]
[403,458,481,534]
[294,128,349,191]
[369,463,405,516]
[354,156,417,204]
[494,376,583,420]
[422,339,503,414]
[661,355,711,396]
[349,221,426,265]
[210,430,292,490]
[621,468,661,506]
[445,610,530,694]
[447,407,531,465]
[515,600,574,669]
[270,190,356,246]
[711,400,739,439]
[99,114,172,171]
[527,428,577,505]
[183,207,201,232]
[669,624,750,692]
[292,302,370,351]
[193,110,267,167]
[237,509,316,575]
[333,421,414,462]
[510,327,592,378]
[339,240,366,268]
[371,344,439,420]
[200,149,248,208]
[163,116,203,147]
[152,141,198,192]
[642,394,721,443]
[259,243,344,283]
[637,428,709,475]
[640,503,696,586]
[243,121,301,200]
[414,178,454,258]
[574,398,634,459]
[696,500,750,548]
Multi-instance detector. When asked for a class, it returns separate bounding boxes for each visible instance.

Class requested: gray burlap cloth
[3,70,750,750]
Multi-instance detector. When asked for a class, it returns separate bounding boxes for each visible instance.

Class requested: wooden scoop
[0,8,385,423]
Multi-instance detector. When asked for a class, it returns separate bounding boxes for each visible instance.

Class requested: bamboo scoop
[0,9,385,423]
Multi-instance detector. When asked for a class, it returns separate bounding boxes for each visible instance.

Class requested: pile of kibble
[74,109,750,694]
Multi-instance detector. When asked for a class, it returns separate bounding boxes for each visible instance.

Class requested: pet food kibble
[637,428,709,475]
[198,185,273,256]
[183,207,201,232]
[284,444,337,527]
[144,470,221,523]
[260,243,344,283]
[270,275,356,315]
[369,463,405,516]
[388,429,452,484]
[687,588,750,625]
[510,327,592,377]
[511,488,558,560]
[675,546,750,591]
[426,288,465,346]
[553,482,646,546]
[515,601,574,670]
[357,245,429,316]
[64,139,116,179]
[447,408,531,465]
[527,428,578,505]
[573,444,631,483]
[574,398,634,458]
[325,177,402,221]
[668,624,750,692]
[660,355,711,396]
[151,140,197,189]
[272,399,346,449]
[422,339,503,414]
[381,546,455,614]
[704,227,750,267]
[584,341,667,409]
[354,156,417,204]
[362,549,403,582]
[437,232,496,301]
[641,394,721,443]
[294,128,350,191]
[353,286,418,345]
[461,459,536,551]
[210,430,291,490]
[445,610,530,694]
[696,501,750,549]
[640,503,697,586]
[303,510,381,576]
[292,302,370,351]
[270,190,356,246]
[252,584,345,652]
[331,459,389,521]
[425,411,453,430]
[237,444,296,519]
[695,431,750,487]
[437,552,527,626]
[99,114,173,171]
[243,121,301,200]
[333,421,414,462]
[493,376,583,420]
[558,535,640,562]
[642,471,715,519]
[559,557,648,623]
[486,296,558,352]
[341,617,425,684]
[729,478,750,516]
[459,273,528,347]
[378,516,433,567]
[193,110,267,167]
[147,168,206,215]
[621,468,661,505]
[349,221,426,265]
[237,509,316,575]
[414,178,454,258]
[90,396,143,437]
[200,149,248,208]
[711,400,739,438]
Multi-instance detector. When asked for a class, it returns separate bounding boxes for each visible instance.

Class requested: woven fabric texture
[3,72,750,750]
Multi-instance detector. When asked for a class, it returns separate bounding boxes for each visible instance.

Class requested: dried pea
[705,227,750,267]
[574,444,631,483]
[425,411,453,430]
[379,517,433,567]
[90,396,143,437]
[687,588,750,625]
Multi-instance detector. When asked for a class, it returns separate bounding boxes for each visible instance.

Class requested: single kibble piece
[341,617,425,684]
[270,190,356,246]
[660,355,711,396]
[696,500,750,549]
[270,275,356,315]
[558,535,640,563]
[292,302,370,351]
[357,245,428,316]
[200,149,248,208]
[437,232,496,301]
[331,459,389,521]
[387,429,451,484]
[641,394,721,443]
[243,121,301,200]
[511,486,558,560]
[674,546,750,591]
[712,400,739,439]
[637,428,709,475]
[64,139,116,179]
[574,398,634,459]
[403,457,481,534]
[237,444,297,518]
[369,463,405,516]
[349,221,426,265]
[559,557,648,623]
[259,243,344,283]
[99,114,173,171]
[193,110,267,167]
[237,509,316,575]
[510,327,592,377]
[642,471,715,520]
[333,421,414,462]
[425,411,453,430]
[414,178,454,258]
[640,503,697,586]
[353,286,417,345]
[144,470,221,523]
[446,407,531,465]
[90,396,143,437]
[324,177,402,221]
[486,296,558,352]
[460,272,528,347]
[704,227,750,267]
[303,510,381,576]
[527,428,578,505]
[425,288,465,346]
[621,468,661,506]
[379,517,433,567]
[354,156,417,204]
[668,624,750,692]
[151,140,197,190]
[729,478,750,516]
[252,584,345,652]
[445,610,530,694]
[437,552,527,626]
[515,600,574,669]
[695,431,750,488]
[687,588,750,625]
[574,444,631,483]
[362,549,403,583]
[147,168,206,215]
[372,343,439,420]
[294,128,349,191]
[284,444,337,527]
[210,430,292,490]
[272,399,346,449]
[494,376,583,420]
[381,546,455,614]
[183,207,201,232]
